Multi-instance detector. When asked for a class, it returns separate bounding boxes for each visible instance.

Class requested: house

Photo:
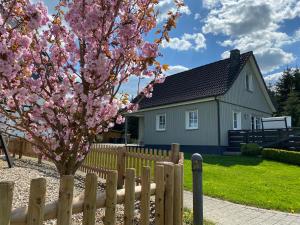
[129,50,276,154]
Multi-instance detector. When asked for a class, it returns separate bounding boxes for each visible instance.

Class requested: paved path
[184,191,300,225]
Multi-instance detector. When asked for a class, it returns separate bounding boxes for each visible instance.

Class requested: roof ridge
[165,51,253,79]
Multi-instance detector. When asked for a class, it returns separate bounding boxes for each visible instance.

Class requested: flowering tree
[0,0,181,175]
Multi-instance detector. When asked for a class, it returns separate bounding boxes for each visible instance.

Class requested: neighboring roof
[137,51,253,109]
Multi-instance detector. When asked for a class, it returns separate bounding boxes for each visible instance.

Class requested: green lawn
[184,154,300,213]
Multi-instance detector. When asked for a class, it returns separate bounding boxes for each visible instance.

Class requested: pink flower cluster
[0,0,179,171]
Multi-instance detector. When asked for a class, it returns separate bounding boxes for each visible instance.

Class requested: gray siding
[220,61,273,114]
[141,101,218,146]
[219,60,273,145]
[133,59,274,148]
[219,102,271,145]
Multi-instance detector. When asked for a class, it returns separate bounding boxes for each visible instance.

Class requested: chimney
[229,49,240,74]
[230,49,241,67]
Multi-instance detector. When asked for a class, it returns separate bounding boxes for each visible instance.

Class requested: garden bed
[0,157,155,225]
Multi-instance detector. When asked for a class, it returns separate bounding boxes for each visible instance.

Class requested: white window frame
[245,73,253,91]
[255,117,262,130]
[233,111,241,130]
[185,110,198,130]
[156,113,166,131]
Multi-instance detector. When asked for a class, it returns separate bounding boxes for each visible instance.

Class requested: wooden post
[104,171,118,225]
[192,154,203,225]
[173,164,183,225]
[141,167,151,225]
[0,182,14,225]
[155,165,165,225]
[83,173,98,225]
[27,178,47,225]
[117,147,126,189]
[170,143,180,164]
[57,175,74,225]
[124,168,135,225]
[157,162,174,225]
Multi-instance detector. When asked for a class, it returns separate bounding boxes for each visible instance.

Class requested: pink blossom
[0,0,180,175]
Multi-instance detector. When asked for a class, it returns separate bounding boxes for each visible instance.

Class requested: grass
[183,208,215,225]
[184,154,300,213]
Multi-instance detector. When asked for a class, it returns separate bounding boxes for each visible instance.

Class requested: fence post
[0,182,14,225]
[157,161,174,225]
[170,143,180,163]
[192,153,203,225]
[141,166,151,225]
[104,171,118,225]
[124,168,135,225]
[83,173,98,225]
[173,164,183,225]
[155,165,165,225]
[27,178,47,225]
[57,175,74,225]
[117,147,126,189]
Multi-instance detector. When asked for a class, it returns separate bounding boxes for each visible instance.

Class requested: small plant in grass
[241,143,262,156]
[183,208,215,225]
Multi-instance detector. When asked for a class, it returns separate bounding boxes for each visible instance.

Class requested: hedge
[262,148,300,166]
[241,143,262,156]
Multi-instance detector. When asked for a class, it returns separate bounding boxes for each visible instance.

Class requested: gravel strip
[0,157,155,225]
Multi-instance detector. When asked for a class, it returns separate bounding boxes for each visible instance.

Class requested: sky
[38,0,300,95]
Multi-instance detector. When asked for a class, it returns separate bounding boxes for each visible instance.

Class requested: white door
[233,111,241,130]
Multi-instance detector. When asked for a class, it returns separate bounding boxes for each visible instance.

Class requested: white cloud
[202,0,220,9]
[264,72,283,85]
[202,0,300,73]
[165,65,189,75]
[156,0,191,23]
[162,32,206,51]
[194,13,201,20]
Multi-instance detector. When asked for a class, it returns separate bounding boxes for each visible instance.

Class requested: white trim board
[130,97,215,114]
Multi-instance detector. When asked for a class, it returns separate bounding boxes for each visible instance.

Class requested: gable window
[233,111,241,130]
[186,110,198,129]
[156,114,166,131]
[245,74,253,91]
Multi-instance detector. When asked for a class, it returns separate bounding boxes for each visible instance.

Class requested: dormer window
[245,74,253,91]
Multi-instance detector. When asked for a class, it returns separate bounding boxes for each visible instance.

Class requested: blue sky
[39,0,300,94]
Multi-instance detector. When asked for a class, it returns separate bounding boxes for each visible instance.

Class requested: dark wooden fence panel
[228,128,300,151]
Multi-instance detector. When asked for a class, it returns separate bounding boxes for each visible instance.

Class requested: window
[245,74,253,91]
[255,117,261,130]
[156,114,166,131]
[233,111,241,130]
[186,110,198,129]
[251,116,262,130]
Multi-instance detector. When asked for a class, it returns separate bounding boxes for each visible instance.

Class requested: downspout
[215,97,221,147]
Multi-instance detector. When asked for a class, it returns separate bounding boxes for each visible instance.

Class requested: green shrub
[241,143,262,156]
[262,148,300,166]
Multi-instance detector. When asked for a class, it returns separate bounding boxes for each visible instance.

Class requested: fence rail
[228,128,300,151]
[3,139,184,188]
[80,144,184,188]
[0,164,183,225]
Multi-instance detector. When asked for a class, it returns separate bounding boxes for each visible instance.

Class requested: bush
[241,143,262,156]
[262,148,300,166]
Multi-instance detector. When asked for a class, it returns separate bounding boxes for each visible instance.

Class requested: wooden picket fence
[0,163,183,225]
[79,144,184,188]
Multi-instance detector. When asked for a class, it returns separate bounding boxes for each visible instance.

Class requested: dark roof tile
[137,51,253,109]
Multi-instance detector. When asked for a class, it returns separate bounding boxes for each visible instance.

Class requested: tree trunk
[56,158,81,176]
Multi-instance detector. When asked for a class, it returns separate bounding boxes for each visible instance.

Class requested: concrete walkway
[184,191,300,225]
